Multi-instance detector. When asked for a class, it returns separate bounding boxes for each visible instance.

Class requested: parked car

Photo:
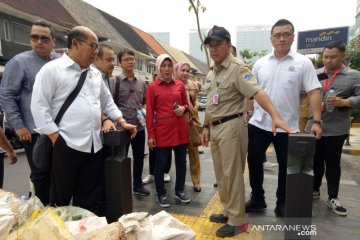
[197,96,207,111]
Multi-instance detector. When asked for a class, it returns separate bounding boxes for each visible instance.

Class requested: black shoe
[209,214,228,223]
[175,191,191,203]
[245,198,267,212]
[133,185,150,196]
[214,183,217,187]
[274,204,285,217]
[157,195,170,208]
[216,224,242,238]
[193,186,202,192]
[199,150,204,154]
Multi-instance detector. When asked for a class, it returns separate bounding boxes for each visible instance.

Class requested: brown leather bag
[188,111,202,147]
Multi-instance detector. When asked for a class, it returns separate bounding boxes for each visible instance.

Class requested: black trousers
[313,134,347,199]
[247,124,289,206]
[126,129,145,189]
[148,148,171,175]
[0,152,4,188]
[23,133,51,205]
[50,135,104,215]
[154,144,187,196]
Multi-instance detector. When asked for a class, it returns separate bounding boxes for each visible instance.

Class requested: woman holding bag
[174,62,202,192]
[146,54,190,208]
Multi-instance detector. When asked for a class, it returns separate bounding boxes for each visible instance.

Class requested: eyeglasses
[121,57,135,62]
[30,34,51,43]
[272,32,294,39]
[77,39,99,50]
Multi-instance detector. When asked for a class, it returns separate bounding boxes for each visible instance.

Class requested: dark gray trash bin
[103,130,133,223]
[285,133,316,240]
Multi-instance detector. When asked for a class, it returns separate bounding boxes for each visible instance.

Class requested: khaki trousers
[210,117,247,226]
[188,144,200,186]
[299,96,310,132]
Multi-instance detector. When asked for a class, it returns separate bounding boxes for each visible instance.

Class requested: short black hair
[97,44,113,58]
[271,19,295,34]
[231,45,237,57]
[117,49,135,62]
[67,28,87,49]
[324,41,346,53]
[32,20,54,38]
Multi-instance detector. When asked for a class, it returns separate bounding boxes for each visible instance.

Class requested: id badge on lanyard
[213,87,219,105]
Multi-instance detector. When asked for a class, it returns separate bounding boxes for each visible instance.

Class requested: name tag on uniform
[213,89,219,105]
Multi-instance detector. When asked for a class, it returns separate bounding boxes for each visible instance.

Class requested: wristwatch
[202,124,209,129]
[313,120,323,127]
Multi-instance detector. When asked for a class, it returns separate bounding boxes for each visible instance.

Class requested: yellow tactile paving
[171,159,264,239]
[266,146,274,153]
[200,192,223,219]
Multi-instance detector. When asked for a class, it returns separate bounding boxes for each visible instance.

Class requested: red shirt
[146,79,189,147]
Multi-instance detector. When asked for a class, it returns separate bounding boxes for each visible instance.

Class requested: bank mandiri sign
[297,27,349,54]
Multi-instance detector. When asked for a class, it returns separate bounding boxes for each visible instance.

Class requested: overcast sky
[83,0,357,53]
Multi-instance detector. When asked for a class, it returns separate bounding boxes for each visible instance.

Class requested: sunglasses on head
[30,34,51,43]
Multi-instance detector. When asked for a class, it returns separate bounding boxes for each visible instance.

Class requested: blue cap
[204,25,231,44]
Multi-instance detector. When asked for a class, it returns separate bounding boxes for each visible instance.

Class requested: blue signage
[297,27,349,54]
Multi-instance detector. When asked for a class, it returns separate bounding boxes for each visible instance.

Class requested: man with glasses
[0,20,59,205]
[31,26,137,214]
[245,19,322,217]
[112,49,150,196]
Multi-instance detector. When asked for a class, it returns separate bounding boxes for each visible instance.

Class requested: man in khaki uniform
[201,25,293,238]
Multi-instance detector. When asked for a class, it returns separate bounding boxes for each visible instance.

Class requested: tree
[239,49,268,68]
[345,37,360,71]
[188,0,210,68]
[345,37,360,121]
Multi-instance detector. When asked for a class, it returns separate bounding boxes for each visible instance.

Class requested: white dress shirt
[249,50,321,132]
[31,54,122,153]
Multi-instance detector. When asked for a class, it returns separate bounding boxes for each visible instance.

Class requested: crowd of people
[0,17,359,238]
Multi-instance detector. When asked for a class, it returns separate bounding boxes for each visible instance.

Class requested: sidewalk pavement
[136,140,359,239]
[342,126,360,155]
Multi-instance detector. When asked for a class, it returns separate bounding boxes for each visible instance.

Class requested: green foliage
[344,38,360,119]
[309,55,324,69]
[344,38,360,71]
[344,38,360,120]
[239,49,268,68]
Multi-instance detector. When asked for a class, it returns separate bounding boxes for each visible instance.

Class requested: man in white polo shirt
[245,19,322,217]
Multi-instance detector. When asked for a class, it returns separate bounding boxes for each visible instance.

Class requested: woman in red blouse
[146,54,190,208]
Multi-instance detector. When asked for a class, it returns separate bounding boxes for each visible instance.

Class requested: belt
[211,113,243,126]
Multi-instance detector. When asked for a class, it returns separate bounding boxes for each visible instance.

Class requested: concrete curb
[342,148,360,155]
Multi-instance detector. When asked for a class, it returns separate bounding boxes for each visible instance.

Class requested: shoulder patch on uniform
[242,72,253,81]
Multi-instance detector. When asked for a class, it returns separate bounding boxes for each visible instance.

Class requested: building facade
[236,25,272,54]
[189,28,208,63]
[355,0,360,38]
[149,32,170,45]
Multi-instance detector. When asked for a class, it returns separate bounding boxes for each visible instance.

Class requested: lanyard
[322,64,343,93]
